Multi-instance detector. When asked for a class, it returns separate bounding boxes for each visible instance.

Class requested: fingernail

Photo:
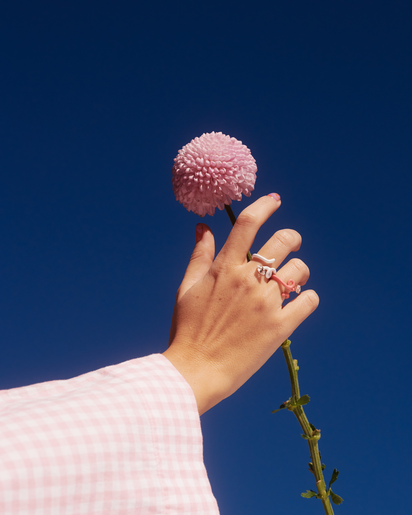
[268,193,281,201]
[195,223,204,243]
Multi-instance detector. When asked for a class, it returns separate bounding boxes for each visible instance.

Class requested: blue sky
[1,1,411,513]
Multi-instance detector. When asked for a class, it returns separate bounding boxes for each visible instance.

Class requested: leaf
[301,434,310,440]
[301,490,318,499]
[308,462,314,473]
[271,404,287,414]
[309,423,316,431]
[328,468,339,489]
[322,463,326,471]
[296,394,310,406]
[330,489,343,505]
[271,399,291,413]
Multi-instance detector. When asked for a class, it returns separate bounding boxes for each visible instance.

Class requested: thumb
[169,223,215,346]
[177,223,215,301]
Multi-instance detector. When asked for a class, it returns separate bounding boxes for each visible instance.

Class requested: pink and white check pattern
[0,354,220,514]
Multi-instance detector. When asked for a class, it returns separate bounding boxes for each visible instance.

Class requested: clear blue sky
[1,1,411,513]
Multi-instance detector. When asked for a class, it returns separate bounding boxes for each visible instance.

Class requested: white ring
[252,253,275,265]
[256,265,277,279]
[253,253,301,296]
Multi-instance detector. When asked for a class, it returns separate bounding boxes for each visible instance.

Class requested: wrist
[163,345,228,415]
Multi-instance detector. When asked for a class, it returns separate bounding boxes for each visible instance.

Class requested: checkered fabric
[0,353,220,514]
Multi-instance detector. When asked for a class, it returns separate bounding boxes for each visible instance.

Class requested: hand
[163,195,319,415]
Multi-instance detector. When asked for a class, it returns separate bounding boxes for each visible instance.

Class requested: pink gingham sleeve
[0,353,220,514]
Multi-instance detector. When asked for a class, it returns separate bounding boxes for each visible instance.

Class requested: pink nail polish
[268,193,281,201]
[195,223,203,243]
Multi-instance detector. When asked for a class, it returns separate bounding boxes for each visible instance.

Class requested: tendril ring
[252,254,301,299]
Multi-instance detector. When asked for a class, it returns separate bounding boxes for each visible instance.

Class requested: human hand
[163,195,319,415]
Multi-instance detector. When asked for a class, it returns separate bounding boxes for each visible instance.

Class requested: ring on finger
[252,253,277,278]
[252,253,301,298]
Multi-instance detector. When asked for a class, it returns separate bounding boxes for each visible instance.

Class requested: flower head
[172,131,257,216]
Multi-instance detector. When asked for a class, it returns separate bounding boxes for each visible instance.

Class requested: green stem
[280,340,300,402]
[281,340,334,515]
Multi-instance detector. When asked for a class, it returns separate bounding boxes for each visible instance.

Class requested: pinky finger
[279,290,319,336]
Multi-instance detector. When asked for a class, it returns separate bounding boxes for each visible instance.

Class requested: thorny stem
[281,340,334,515]
[224,206,335,514]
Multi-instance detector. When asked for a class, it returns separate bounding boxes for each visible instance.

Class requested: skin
[163,195,319,415]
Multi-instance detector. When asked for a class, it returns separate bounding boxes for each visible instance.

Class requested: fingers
[278,289,319,336]
[277,258,310,287]
[255,257,310,303]
[257,229,302,269]
[177,223,215,301]
[218,194,281,265]
[270,258,310,302]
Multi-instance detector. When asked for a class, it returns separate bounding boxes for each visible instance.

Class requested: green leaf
[271,404,287,414]
[322,463,326,471]
[271,399,291,413]
[328,468,339,489]
[330,489,343,505]
[301,434,310,440]
[296,394,310,406]
[309,423,316,431]
[301,490,318,499]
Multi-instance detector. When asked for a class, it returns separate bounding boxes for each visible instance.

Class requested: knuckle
[289,258,309,276]
[252,296,267,314]
[236,210,258,227]
[210,260,228,278]
[275,229,302,250]
[231,273,246,291]
[211,262,243,287]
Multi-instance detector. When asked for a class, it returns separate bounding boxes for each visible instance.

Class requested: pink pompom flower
[172,131,257,217]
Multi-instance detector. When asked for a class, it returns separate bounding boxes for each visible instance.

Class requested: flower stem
[281,340,335,515]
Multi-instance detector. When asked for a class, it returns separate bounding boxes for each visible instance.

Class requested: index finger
[218,194,281,265]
